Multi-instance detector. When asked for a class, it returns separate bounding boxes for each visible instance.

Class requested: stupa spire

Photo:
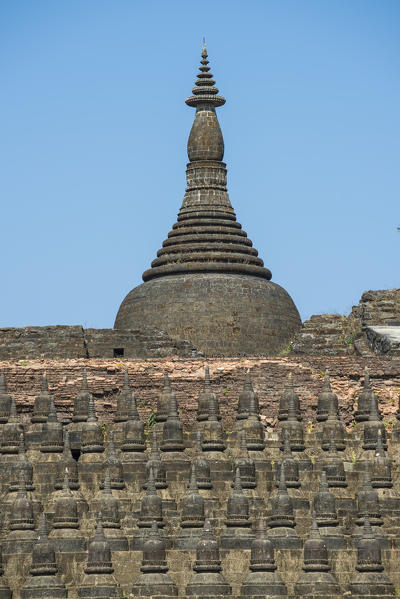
[137,41,271,284]
[114,41,301,356]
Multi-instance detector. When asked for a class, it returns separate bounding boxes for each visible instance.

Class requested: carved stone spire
[114,43,301,356]
[201,396,226,452]
[279,393,304,451]
[80,396,104,454]
[10,431,34,491]
[85,514,113,574]
[371,429,392,488]
[233,430,256,488]
[278,373,300,421]
[349,517,395,598]
[161,392,185,451]
[132,522,178,597]
[186,518,231,597]
[101,431,125,489]
[55,430,79,489]
[114,367,132,422]
[321,397,345,451]
[363,394,387,450]
[225,468,250,527]
[121,392,146,453]
[191,431,212,489]
[243,390,265,450]
[316,371,338,422]
[139,468,164,527]
[31,372,52,423]
[53,470,79,530]
[237,370,259,420]
[313,471,338,527]
[277,430,300,488]
[240,518,287,598]
[9,472,35,531]
[40,397,63,453]
[197,365,220,421]
[181,465,205,528]
[1,396,23,453]
[145,430,167,488]
[73,369,91,422]
[269,466,295,530]
[355,367,376,422]
[21,514,67,599]
[356,462,383,527]
[156,372,173,423]
[322,432,347,487]
[294,512,342,597]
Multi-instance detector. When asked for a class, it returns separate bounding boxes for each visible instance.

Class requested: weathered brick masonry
[1,356,399,430]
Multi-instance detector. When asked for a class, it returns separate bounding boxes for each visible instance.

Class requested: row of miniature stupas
[0,366,399,598]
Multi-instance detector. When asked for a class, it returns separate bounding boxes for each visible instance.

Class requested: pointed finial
[164,372,171,390]
[287,394,297,421]
[123,367,130,390]
[150,520,159,537]
[167,392,178,417]
[323,370,331,390]
[41,372,49,392]
[244,369,253,391]
[240,429,248,451]
[368,394,379,421]
[186,43,225,108]
[204,364,210,388]
[364,367,371,388]
[81,369,89,391]
[202,37,207,58]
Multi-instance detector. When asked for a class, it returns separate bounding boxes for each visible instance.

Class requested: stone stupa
[115,42,301,356]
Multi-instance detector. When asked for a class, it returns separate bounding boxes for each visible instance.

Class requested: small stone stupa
[114,42,301,356]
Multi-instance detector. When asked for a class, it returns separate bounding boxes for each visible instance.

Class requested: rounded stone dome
[115,273,300,356]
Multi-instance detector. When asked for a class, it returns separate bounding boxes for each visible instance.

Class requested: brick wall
[2,355,399,431]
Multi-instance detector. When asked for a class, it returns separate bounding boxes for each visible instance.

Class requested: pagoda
[115,42,301,355]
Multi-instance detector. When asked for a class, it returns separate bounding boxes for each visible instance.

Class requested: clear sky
[1,0,399,328]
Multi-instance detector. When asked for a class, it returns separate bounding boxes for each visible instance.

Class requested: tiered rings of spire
[142,43,271,283]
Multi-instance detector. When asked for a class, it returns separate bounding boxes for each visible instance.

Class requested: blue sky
[1,0,399,328]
